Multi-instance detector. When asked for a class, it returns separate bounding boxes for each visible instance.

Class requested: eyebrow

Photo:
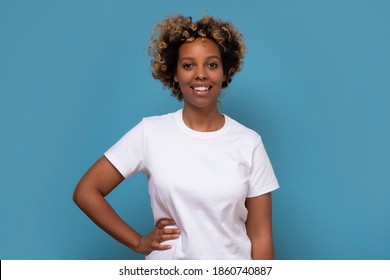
[179,55,222,62]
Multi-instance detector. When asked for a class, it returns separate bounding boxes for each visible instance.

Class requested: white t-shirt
[104,109,279,259]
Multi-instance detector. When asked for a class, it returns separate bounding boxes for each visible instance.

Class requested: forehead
[178,38,221,59]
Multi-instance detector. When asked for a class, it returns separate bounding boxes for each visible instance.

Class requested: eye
[182,63,193,70]
[208,62,218,69]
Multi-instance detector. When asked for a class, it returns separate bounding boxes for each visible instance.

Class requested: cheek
[211,72,225,84]
[177,71,192,84]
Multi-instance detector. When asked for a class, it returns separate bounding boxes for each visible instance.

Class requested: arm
[245,192,275,260]
[73,156,180,254]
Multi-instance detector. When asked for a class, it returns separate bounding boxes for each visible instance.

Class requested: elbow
[73,181,103,208]
[73,183,87,207]
[73,186,81,206]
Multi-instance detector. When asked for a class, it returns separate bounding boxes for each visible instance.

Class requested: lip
[191,85,212,96]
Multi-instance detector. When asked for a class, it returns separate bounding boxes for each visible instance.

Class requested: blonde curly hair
[148,15,246,101]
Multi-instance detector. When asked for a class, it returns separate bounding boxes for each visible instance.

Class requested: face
[174,38,226,110]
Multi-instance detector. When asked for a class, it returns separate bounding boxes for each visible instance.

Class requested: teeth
[193,86,210,91]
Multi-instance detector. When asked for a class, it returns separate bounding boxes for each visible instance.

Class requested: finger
[162,228,181,235]
[159,233,180,242]
[155,218,176,229]
[155,232,180,243]
[151,241,172,250]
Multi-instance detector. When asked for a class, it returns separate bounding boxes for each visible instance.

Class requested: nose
[195,67,207,80]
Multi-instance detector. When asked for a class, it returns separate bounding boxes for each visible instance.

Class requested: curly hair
[148,15,246,101]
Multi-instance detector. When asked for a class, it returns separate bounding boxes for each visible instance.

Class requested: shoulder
[137,110,180,138]
[226,115,262,144]
[141,110,177,127]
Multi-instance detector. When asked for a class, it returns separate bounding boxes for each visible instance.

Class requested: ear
[221,75,229,88]
[174,74,178,82]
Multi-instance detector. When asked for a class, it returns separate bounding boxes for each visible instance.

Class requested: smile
[191,86,212,92]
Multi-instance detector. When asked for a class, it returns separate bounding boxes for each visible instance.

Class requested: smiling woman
[148,15,246,101]
[175,38,225,127]
[73,14,280,260]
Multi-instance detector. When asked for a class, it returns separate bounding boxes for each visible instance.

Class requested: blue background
[1,0,389,260]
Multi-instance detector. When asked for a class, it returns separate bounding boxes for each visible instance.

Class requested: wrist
[132,235,151,255]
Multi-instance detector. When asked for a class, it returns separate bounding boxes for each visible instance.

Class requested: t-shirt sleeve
[247,137,279,197]
[104,120,146,178]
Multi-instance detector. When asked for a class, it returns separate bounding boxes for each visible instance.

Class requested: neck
[182,104,224,132]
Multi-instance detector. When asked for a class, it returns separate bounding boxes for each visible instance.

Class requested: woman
[73,15,279,260]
